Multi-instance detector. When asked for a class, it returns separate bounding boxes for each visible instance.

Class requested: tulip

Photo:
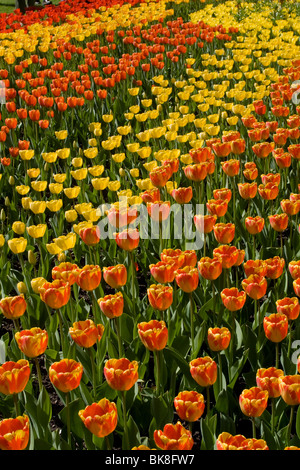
[154,422,194,450]
[256,367,284,399]
[239,387,268,418]
[0,360,30,396]
[114,228,139,252]
[78,398,118,439]
[52,262,80,286]
[174,391,205,422]
[293,278,300,297]
[8,237,27,254]
[264,256,285,280]
[0,415,30,450]
[206,199,228,217]
[221,288,246,312]
[49,359,83,394]
[103,264,127,289]
[149,165,172,188]
[161,248,185,270]
[39,279,70,309]
[279,375,300,446]
[213,245,239,269]
[190,356,217,388]
[221,159,240,177]
[216,432,268,450]
[269,213,289,232]
[15,327,48,358]
[243,162,258,181]
[198,257,222,281]
[0,295,26,320]
[264,312,289,344]
[69,320,104,348]
[171,186,193,204]
[213,223,235,244]
[207,327,231,351]
[137,320,168,352]
[77,265,101,291]
[98,292,124,319]
[245,216,265,235]
[289,261,300,280]
[104,358,138,392]
[242,274,267,300]
[79,225,101,246]
[213,188,232,203]
[258,183,279,200]
[175,266,199,293]
[276,297,300,321]
[147,284,173,312]
[243,259,267,277]
[150,261,176,283]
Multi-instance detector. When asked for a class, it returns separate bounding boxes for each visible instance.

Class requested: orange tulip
[198,257,222,281]
[175,266,199,293]
[174,390,205,422]
[220,288,246,311]
[264,256,285,279]
[261,173,281,186]
[49,359,83,393]
[150,260,176,283]
[190,356,217,387]
[280,199,300,216]
[243,162,258,181]
[245,216,265,235]
[242,274,267,300]
[213,223,235,244]
[213,245,239,269]
[147,284,173,311]
[194,214,217,234]
[0,415,30,450]
[114,228,139,251]
[52,262,80,286]
[171,186,193,204]
[276,297,300,321]
[238,182,257,199]
[274,152,291,169]
[137,319,168,351]
[0,360,30,395]
[216,432,268,450]
[15,327,48,358]
[258,183,279,200]
[294,278,300,297]
[181,250,197,268]
[221,159,240,177]
[107,205,138,228]
[184,162,208,182]
[269,213,288,232]
[39,279,71,309]
[140,188,160,203]
[98,292,124,319]
[243,259,267,277]
[104,358,138,391]
[239,387,268,417]
[154,422,194,450]
[77,265,101,291]
[279,375,300,405]
[212,141,231,158]
[79,225,101,246]
[234,249,245,267]
[103,264,127,289]
[78,398,118,438]
[147,200,170,222]
[0,295,27,319]
[206,199,228,217]
[213,188,232,203]
[252,142,275,158]
[160,248,185,269]
[150,164,172,188]
[263,313,288,342]
[256,367,284,398]
[207,327,231,351]
[289,261,300,280]
[69,319,104,348]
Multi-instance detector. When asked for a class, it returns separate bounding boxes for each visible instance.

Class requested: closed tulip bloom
[78,398,118,438]
[213,245,239,269]
[239,387,268,417]
[107,205,138,228]
[77,265,101,291]
[154,422,194,450]
[281,199,300,216]
[175,266,199,293]
[261,173,281,187]
[140,188,160,203]
[8,237,27,254]
[234,249,245,267]
[269,213,288,232]
[279,375,300,406]
[206,199,228,217]
[184,162,208,182]
[258,183,279,200]
[150,165,173,188]
[274,152,292,169]
[243,259,267,277]
[147,200,170,222]
[174,391,205,422]
[213,188,232,203]
[161,248,185,270]
[194,214,217,234]
[0,295,27,319]
[264,257,285,279]
[242,274,267,300]
[171,186,193,204]
[147,284,173,311]
[79,225,101,246]
[294,278,300,297]
[221,288,246,311]
[103,264,127,289]
[238,182,257,199]
[49,359,83,393]
[15,328,48,358]
[190,356,217,387]
[276,297,300,321]
[69,320,104,348]
[212,141,231,158]
[0,415,30,450]
[39,279,71,309]
[245,216,265,235]
[104,358,138,391]
[221,159,240,177]
[115,228,139,251]
[150,261,176,283]
[98,292,124,319]
[181,250,197,268]
[256,367,284,398]
[198,257,222,280]
[0,360,30,395]
[52,262,80,286]
[213,223,235,244]
[243,162,258,181]
[252,142,275,158]
[207,327,231,351]
[137,319,168,351]
[263,313,288,342]
[289,261,300,280]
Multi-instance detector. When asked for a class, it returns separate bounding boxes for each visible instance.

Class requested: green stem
[271,397,275,435]
[276,342,279,370]
[13,393,20,417]
[122,391,129,450]
[206,386,210,419]
[88,347,96,399]
[286,405,294,448]
[155,349,161,397]
[189,293,194,358]
[287,321,292,360]
[34,357,43,393]
[114,317,123,358]
[66,391,71,448]
[252,416,256,439]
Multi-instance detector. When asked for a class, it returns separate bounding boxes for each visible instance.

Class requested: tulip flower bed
[1,0,300,452]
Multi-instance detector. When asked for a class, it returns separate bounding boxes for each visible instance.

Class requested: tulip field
[1,0,300,452]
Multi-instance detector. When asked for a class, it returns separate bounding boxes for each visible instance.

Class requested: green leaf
[0,338,6,363]
[200,418,215,450]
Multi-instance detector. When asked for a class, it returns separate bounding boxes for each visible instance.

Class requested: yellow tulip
[31,277,47,294]
[0,234,5,248]
[19,150,34,161]
[88,165,104,177]
[27,168,40,179]
[72,157,83,168]
[16,185,30,196]
[42,152,58,163]
[27,224,47,239]
[92,177,110,191]
[108,180,121,191]
[84,148,98,159]
[64,187,81,199]
[53,174,66,183]
[112,153,126,163]
[53,233,76,250]
[46,243,62,255]
[65,210,78,223]
[57,148,70,159]
[21,197,32,210]
[31,181,47,192]
[30,201,47,214]
[12,221,26,235]
[71,168,88,181]
[46,200,63,212]
[8,237,27,254]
